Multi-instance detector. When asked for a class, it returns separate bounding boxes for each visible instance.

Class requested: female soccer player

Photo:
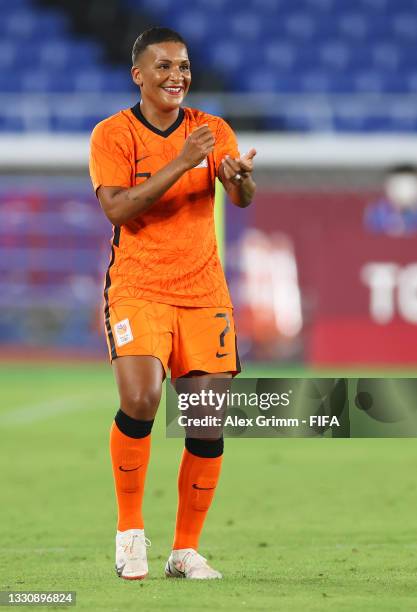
[89,27,256,580]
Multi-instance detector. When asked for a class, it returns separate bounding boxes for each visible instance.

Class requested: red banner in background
[226,190,417,365]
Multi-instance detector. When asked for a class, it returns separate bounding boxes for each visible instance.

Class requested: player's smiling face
[132,42,191,111]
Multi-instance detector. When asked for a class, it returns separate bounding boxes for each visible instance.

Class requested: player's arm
[97,125,215,225]
[218,149,257,208]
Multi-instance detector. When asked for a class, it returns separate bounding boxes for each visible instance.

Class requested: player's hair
[388,164,417,175]
[132,27,187,65]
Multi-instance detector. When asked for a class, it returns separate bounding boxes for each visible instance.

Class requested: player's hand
[221,148,257,185]
[179,124,215,170]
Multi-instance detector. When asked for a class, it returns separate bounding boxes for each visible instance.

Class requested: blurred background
[2,0,417,370]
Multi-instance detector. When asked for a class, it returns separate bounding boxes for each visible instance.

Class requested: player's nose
[169,66,183,82]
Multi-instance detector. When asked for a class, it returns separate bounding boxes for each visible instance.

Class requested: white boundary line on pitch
[0,548,68,553]
[0,393,111,426]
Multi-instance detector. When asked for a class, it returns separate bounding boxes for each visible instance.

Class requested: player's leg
[105,299,173,579]
[166,371,231,580]
[165,306,240,579]
[111,355,164,580]
[111,355,163,530]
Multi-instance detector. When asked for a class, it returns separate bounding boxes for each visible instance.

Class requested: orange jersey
[89,104,239,307]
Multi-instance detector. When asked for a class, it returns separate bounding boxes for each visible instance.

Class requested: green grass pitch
[1,362,417,611]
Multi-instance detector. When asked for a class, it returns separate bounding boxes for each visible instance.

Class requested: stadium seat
[0,73,21,93]
[38,41,102,70]
[264,42,297,71]
[0,42,17,70]
[229,13,263,40]
[2,0,417,131]
[0,115,25,131]
[169,12,209,42]
[208,43,242,72]
[393,13,417,40]
[318,42,351,71]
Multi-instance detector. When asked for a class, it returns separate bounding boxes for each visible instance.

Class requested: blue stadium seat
[103,69,134,92]
[325,75,357,93]
[229,13,263,41]
[169,12,210,42]
[393,13,417,40]
[382,75,409,93]
[387,115,417,132]
[293,47,323,72]
[264,42,297,72]
[371,43,401,71]
[2,0,417,132]
[353,71,384,93]
[284,13,316,40]
[72,67,133,92]
[0,0,31,7]
[38,41,102,70]
[183,0,233,12]
[250,0,285,11]
[243,71,302,93]
[399,43,417,68]
[0,115,25,131]
[304,0,336,10]
[51,114,101,133]
[207,42,243,72]
[4,10,67,38]
[0,42,17,70]
[333,115,375,132]
[73,69,106,92]
[133,0,173,14]
[338,12,369,40]
[20,70,75,93]
[406,73,417,93]
[0,73,21,92]
[318,42,351,71]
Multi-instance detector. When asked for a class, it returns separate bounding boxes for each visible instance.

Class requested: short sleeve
[89,120,133,193]
[213,118,240,177]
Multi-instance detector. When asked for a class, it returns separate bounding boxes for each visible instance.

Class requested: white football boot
[165,548,222,579]
[115,529,150,580]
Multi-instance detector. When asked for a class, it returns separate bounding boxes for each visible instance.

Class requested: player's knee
[122,387,161,420]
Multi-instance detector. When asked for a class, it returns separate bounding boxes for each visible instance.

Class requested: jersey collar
[130,103,185,138]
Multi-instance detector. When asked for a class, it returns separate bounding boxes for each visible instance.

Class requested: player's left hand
[221,148,257,186]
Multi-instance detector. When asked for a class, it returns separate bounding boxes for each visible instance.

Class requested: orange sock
[173,446,223,550]
[110,421,151,531]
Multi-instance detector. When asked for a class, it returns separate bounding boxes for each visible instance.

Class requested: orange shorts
[104,298,241,380]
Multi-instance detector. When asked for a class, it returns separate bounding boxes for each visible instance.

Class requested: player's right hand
[179,125,215,170]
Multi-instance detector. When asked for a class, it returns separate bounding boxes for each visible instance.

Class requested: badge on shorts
[114,318,134,347]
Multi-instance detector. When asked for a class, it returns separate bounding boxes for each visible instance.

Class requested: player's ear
[131,65,143,88]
